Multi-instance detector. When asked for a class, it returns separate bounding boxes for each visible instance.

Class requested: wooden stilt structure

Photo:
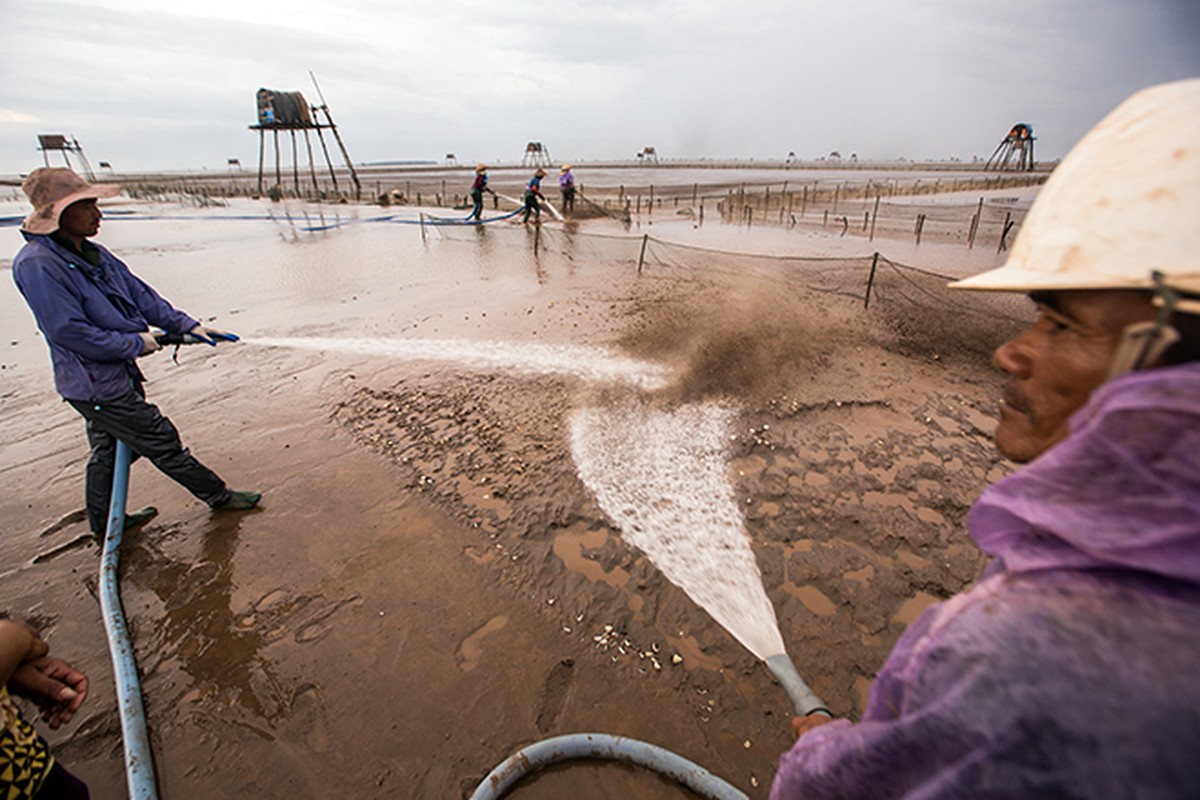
[985,123,1036,171]
[522,142,552,167]
[249,73,360,200]
[37,134,96,179]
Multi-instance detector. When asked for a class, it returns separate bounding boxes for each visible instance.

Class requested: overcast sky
[1,0,1197,175]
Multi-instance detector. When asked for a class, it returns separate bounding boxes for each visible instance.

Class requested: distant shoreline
[1,158,1055,187]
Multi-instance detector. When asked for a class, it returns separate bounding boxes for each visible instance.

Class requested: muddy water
[2,196,1008,798]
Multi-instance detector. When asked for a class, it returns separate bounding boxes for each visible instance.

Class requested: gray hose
[469,732,748,800]
[765,654,832,718]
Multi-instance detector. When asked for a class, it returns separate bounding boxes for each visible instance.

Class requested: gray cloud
[1,0,1196,174]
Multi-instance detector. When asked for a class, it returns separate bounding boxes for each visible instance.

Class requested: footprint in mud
[31,534,94,564]
[534,659,575,734]
[31,509,94,564]
[456,615,508,672]
[289,682,331,753]
[37,509,87,537]
[294,596,364,644]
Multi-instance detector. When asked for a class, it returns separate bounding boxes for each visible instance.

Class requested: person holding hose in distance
[772,79,1200,799]
[521,167,547,223]
[469,163,495,222]
[12,168,261,545]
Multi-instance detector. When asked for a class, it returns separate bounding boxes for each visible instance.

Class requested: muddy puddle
[2,195,1015,798]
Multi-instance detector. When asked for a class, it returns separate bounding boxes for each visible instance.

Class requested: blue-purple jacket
[12,232,198,402]
[771,363,1200,799]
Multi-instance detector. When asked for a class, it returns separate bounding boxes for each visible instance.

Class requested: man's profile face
[58,198,102,240]
[992,289,1157,463]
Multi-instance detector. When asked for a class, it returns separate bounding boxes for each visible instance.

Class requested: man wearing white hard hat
[12,168,261,544]
[772,79,1200,798]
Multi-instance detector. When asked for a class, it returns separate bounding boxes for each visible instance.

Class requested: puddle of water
[666,633,725,671]
[893,591,940,625]
[551,528,629,588]
[783,583,838,617]
[457,614,509,672]
[843,565,875,586]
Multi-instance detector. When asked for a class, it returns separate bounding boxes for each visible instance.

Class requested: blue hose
[100,440,159,800]
[469,733,748,800]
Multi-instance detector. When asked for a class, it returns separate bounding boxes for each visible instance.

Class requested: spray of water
[247,337,670,391]
[569,399,787,661]
[250,335,792,666]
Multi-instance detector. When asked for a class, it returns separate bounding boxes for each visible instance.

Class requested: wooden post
[915,213,926,245]
[256,129,265,195]
[998,211,1014,253]
[864,252,879,310]
[290,130,300,194]
[968,197,984,248]
[637,234,649,274]
[534,221,541,256]
[313,125,339,196]
[273,129,281,190]
[419,212,427,242]
[303,130,320,197]
[869,195,880,241]
[801,185,808,216]
[692,183,698,205]
[699,202,704,226]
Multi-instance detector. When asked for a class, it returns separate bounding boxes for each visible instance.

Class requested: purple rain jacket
[13,232,198,402]
[772,362,1200,800]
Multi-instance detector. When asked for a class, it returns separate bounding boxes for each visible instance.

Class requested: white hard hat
[951,78,1200,299]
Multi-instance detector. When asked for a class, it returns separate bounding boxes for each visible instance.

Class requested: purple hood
[970,361,1200,586]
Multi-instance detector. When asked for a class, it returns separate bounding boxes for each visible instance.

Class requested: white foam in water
[248,337,670,390]
[569,401,787,661]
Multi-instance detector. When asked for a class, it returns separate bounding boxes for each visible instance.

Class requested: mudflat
[1,188,1023,798]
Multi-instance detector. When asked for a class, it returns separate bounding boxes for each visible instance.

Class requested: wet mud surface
[1,194,1018,798]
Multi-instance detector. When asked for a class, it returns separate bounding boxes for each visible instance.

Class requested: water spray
[569,401,829,717]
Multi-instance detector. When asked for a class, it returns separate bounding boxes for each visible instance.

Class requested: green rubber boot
[216,490,261,511]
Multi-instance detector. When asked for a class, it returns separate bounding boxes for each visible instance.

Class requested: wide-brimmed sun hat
[534,168,546,177]
[560,163,572,172]
[476,163,487,173]
[21,167,121,234]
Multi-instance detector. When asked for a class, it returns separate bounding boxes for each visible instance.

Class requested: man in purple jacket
[13,168,260,543]
[772,80,1200,798]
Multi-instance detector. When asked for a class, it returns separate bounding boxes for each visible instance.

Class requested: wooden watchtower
[985,123,1036,171]
[37,134,96,179]
[522,142,552,167]
[249,73,360,199]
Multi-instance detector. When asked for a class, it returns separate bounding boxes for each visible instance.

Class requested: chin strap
[1105,272,1183,380]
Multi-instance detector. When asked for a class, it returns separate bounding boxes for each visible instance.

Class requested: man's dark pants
[68,383,230,535]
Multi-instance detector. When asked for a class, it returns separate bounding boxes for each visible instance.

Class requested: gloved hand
[188,324,231,345]
[792,713,836,740]
[139,332,163,355]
